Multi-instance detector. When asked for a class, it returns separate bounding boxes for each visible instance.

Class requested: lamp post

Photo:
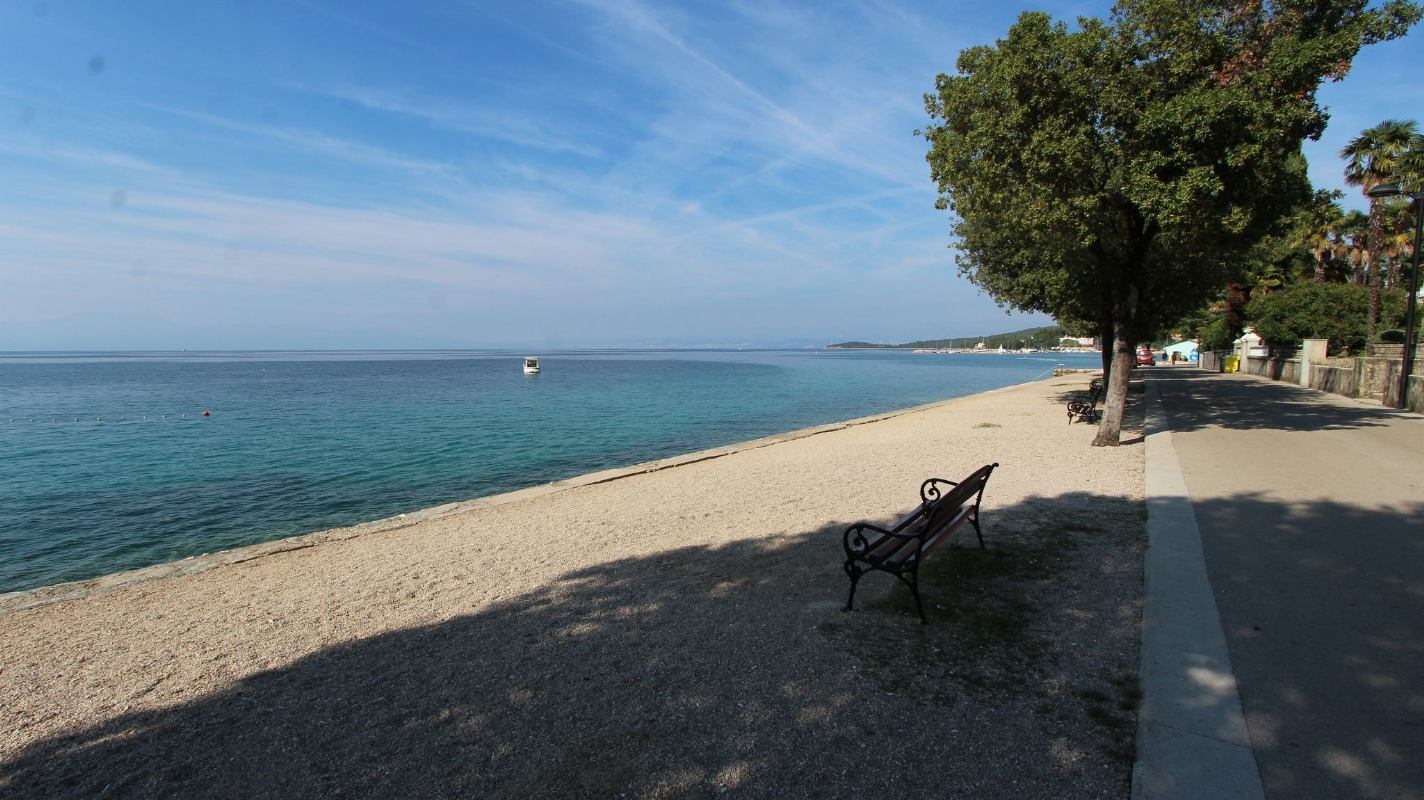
[1367,181,1424,410]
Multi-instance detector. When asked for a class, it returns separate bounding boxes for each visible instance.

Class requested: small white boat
[522,356,541,374]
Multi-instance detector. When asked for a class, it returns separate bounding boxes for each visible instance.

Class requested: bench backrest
[917,463,996,533]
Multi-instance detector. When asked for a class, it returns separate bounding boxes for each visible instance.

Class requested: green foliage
[922,0,1419,443]
[1401,134,1424,192]
[905,325,1068,350]
[827,325,1068,350]
[825,341,894,349]
[1381,289,1410,332]
[1197,316,1236,351]
[1246,283,1375,354]
[923,0,1419,334]
[1342,120,1419,194]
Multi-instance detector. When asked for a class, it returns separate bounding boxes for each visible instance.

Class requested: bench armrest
[920,477,958,504]
[843,521,924,558]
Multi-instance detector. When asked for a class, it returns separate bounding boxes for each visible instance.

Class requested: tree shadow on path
[1147,369,1408,433]
[1187,493,1424,800]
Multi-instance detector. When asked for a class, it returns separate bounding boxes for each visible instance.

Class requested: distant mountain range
[828,325,1072,350]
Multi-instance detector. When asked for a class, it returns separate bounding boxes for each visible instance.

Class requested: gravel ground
[0,375,1145,799]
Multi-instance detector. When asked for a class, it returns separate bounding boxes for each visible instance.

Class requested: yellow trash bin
[1223,355,1240,373]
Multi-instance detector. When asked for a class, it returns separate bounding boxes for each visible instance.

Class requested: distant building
[1058,336,1097,348]
[1164,339,1199,361]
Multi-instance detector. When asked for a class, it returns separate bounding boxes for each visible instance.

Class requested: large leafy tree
[923,0,1420,445]
[1341,119,1419,334]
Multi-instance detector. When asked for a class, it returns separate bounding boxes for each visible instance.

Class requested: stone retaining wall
[1384,373,1424,413]
[1218,349,1423,412]
[1244,355,1300,383]
[1309,363,1360,398]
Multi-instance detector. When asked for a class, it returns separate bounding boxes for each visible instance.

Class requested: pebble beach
[1,374,1145,799]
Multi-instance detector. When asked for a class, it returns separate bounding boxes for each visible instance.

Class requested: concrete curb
[0,375,1061,614]
[1132,378,1264,800]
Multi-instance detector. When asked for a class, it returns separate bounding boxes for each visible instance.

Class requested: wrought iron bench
[842,463,998,623]
[1066,378,1104,424]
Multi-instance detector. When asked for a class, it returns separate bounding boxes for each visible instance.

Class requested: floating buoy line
[5,410,216,424]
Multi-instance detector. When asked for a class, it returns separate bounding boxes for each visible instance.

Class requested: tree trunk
[1094,285,1137,447]
[1368,254,1383,339]
[1367,200,1386,339]
[1099,318,1114,382]
[1224,282,1250,339]
[1313,249,1326,283]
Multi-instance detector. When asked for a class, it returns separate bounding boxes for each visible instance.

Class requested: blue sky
[1,1,1419,350]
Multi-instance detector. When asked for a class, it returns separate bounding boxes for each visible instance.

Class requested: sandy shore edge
[0,376,1059,613]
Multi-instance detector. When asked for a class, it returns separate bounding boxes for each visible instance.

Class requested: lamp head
[1367,181,1424,200]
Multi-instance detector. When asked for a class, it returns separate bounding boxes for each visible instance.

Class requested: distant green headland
[827,325,1079,350]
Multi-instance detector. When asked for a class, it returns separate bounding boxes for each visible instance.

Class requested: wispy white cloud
[145,106,456,175]
[457,1,612,69]
[0,1,1119,344]
[0,140,173,176]
[570,0,928,191]
[305,84,604,158]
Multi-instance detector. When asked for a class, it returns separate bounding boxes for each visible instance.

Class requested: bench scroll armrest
[843,522,923,559]
[919,478,958,505]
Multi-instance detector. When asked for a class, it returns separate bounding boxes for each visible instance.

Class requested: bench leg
[970,513,986,550]
[899,570,928,624]
[843,561,863,612]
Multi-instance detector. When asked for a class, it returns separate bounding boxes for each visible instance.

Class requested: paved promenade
[1146,368,1423,800]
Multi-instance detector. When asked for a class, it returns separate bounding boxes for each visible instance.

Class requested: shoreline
[1,370,1144,799]
[0,375,1060,613]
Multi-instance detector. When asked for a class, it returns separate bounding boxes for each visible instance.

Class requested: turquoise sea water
[0,349,1098,593]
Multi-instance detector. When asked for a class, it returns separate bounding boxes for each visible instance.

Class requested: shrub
[1246,283,1370,355]
[1197,316,1235,351]
[1381,289,1410,332]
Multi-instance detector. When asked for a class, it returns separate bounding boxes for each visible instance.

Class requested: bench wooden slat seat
[842,463,998,623]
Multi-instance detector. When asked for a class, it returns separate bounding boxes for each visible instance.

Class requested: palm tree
[1400,133,1424,192]
[1341,119,1419,337]
[1380,200,1417,289]
[1340,210,1370,285]
[1397,135,1424,289]
[1294,194,1347,283]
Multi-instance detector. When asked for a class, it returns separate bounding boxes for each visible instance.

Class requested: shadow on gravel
[1148,369,1406,432]
[1,493,1146,800]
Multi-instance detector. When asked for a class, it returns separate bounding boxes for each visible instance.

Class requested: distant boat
[522,356,541,374]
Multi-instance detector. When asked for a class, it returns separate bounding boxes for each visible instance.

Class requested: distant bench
[841,463,998,623]
[1066,378,1104,424]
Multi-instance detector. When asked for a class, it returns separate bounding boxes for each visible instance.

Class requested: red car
[1135,348,1155,366]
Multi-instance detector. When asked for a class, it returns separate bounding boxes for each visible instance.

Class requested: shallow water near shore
[0,348,1097,593]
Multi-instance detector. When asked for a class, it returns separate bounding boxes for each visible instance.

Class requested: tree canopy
[923,0,1421,445]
